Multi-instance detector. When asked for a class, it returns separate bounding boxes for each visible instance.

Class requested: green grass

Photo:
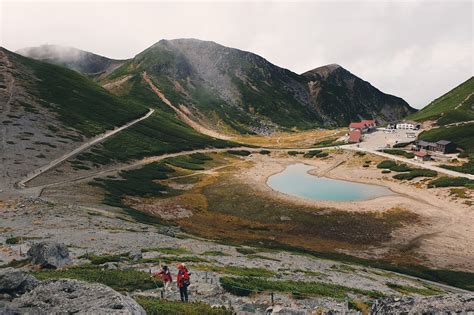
[408,77,474,123]
[201,251,230,257]
[32,265,159,292]
[236,247,259,255]
[141,247,191,255]
[136,297,232,315]
[164,156,206,170]
[195,265,276,277]
[219,277,383,300]
[386,282,443,296]
[140,256,209,264]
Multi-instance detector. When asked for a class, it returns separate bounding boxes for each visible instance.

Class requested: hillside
[99,39,415,134]
[302,64,415,125]
[408,77,474,125]
[17,45,125,75]
[0,48,232,190]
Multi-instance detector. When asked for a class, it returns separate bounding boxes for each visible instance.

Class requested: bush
[227,150,251,156]
[393,169,437,180]
[5,237,22,245]
[428,176,474,188]
[381,170,391,174]
[189,153,213,161]
[259,150,271,155]
[362,164,369,168]
[303,150,322,158]
[288,151,303,156]
[380,149,415,159]
[392,141,413,148]
[377,160,397,169]
[390,164,413,172]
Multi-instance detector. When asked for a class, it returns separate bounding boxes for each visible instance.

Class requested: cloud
[1,0,472,108]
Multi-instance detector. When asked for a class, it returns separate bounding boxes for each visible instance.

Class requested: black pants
[179,286,188,302]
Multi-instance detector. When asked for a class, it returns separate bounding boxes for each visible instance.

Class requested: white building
[395,120,421,130]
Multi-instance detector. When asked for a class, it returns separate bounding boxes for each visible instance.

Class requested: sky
[1,0,472,109]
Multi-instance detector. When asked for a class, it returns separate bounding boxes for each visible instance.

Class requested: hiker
[177,263,190,302]
[153,265,172,295]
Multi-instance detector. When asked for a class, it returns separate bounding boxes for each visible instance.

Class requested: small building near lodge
[413,140,456,154]
[395,120,421,130]
[348,130,362,143]
[414,151,431,161]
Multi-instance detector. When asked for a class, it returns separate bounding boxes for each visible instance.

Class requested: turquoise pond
[267,163,395,201]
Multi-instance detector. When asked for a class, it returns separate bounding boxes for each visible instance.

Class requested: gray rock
[371,293,474,314]
[101,262,118,270]
[12,279,145,314]
[0,268,39,297]
[27,242,71,269]
[128,250,142,262]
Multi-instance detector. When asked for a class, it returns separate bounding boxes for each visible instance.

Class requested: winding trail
[16,108,155,188]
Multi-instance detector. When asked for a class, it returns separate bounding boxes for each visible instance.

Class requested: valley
[0,40,473,314]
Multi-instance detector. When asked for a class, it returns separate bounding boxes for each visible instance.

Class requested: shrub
[381,170,391,174]
[386,282,442,296]
[377,160,397,169]
[393,169,437,180]
[428,176,474,188]
[227,150,251,156]
[392,141,413,148]
[303,150,322,158]
[288,151,303,156]
[189,153,213,161]
[5,237,22,245]
[259,150,271,155]
[390,164,413,172]
[380,149,415,159]
[362,164,369,168]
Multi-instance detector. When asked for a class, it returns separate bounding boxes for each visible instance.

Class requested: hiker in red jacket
[176,263,190,302]
[153,265,172,295]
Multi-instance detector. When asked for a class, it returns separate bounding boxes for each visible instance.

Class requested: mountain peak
[302,63,345,79]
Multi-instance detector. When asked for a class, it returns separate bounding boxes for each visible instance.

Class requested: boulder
[27,242,71,269]
[0,268,39,297]
[128,250,142,262]
[11,279,145,314]
[371,294,474,314]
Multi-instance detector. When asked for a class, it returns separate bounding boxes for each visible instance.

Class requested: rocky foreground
[0,197,473,314]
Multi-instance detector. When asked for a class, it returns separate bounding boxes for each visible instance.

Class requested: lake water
[267,163,395,201]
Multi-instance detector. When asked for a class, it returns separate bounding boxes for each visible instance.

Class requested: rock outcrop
[371,294,474,314]
[27,242,71,269]
[11,279,145,314]
[0,268,39,297]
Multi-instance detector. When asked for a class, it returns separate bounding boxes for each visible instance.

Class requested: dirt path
[142,72,231,140]
[345,145,474,180]
[16,108,155,188]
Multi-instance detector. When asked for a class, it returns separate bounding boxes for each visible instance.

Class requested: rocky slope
[16,45,125,76]
[303,64,415,125]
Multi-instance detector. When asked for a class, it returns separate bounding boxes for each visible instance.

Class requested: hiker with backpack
[177,263,190,302]
[152,265,173,296]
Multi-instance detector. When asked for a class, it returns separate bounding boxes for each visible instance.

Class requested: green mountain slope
[0,47,233,189]
[100,39,414,134]
[408,77,474,125]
